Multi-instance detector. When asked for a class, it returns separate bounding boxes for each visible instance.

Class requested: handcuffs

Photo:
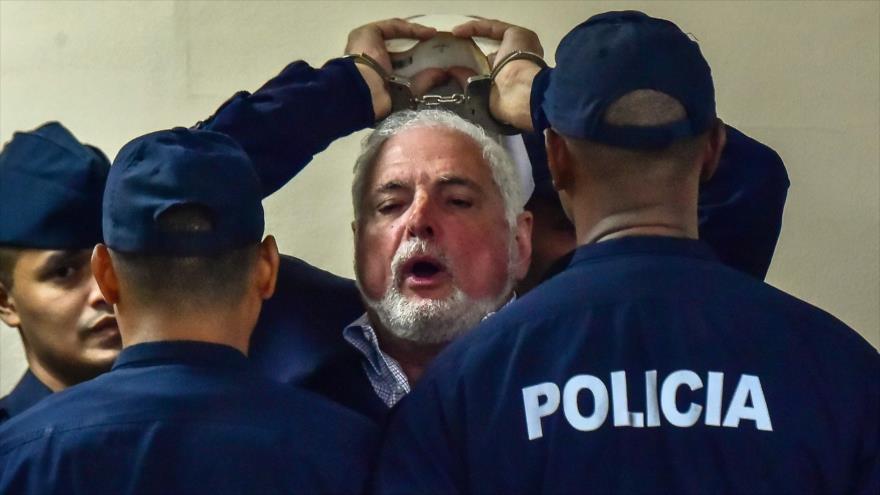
[343,50,547,135]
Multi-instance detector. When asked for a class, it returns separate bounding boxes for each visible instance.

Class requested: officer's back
[391,238,878,493]
[0,128,378,494]
[374,11,879,495]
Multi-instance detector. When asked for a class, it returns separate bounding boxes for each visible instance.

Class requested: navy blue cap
[543,11,716,149]
[0,122,109,249]
[104,128,264,255]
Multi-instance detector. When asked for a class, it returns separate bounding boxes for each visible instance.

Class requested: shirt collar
[570,235,717,268]
[0,370,53,419]
[343,315,411,407]
[111,341,249,372]
[343,315,394,377]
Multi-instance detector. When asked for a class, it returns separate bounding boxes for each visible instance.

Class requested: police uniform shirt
[0,371,52,425]
[199,58,388,420]
[374,236,880,494]
[0,341,378,494]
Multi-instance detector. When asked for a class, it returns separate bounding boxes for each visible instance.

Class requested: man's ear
[700,119,727,182]
[512,210,534,282]
[91,244,120,305]
[545,129,575,192]
[256,236,280,300]
[0,279,21,328]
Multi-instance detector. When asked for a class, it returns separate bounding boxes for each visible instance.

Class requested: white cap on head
[386,14,500,78]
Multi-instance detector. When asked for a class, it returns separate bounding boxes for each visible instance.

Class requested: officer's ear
[512,210,534,282]
[91,244,120,305]
[0,249,20,327]
[545,129,574,192]
[0,280,21,328]
[255,236,280,300]
[700,119,727,183]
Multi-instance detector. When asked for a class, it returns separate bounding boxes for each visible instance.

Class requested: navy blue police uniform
[373,11,879,494]
[0,372,51,425]
[0,129,379,494]
[197,58,387,421]
[0,123,110,424]
[195,56,790,422]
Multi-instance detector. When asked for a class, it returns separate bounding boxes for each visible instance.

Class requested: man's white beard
[360,238,515,345]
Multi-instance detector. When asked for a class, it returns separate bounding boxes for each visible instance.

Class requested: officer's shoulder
[239,372,380,452]
[0,382,92,455]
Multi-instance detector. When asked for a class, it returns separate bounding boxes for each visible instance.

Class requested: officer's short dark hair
[566,89,708,177]
[0,247,21,290]
[109,205,259,310]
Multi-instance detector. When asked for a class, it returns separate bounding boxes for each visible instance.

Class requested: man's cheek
[361,257,392,301]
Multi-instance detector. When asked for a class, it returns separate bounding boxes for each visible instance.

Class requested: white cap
[386,14,500,78]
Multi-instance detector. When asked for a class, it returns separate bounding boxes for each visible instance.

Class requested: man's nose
[405,195,436,240]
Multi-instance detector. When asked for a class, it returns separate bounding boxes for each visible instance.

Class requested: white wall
[1,1,878,394]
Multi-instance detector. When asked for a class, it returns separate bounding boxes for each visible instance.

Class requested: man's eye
[377,202,401,215]
[448,198,473,209]
[52,266,77,280]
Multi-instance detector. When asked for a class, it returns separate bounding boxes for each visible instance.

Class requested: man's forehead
[369,127,494,190]
[374,174,485,195]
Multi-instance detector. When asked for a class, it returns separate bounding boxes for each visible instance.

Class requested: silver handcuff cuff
[344,50,547,135]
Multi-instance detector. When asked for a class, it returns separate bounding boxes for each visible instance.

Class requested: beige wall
[1,0,878,394]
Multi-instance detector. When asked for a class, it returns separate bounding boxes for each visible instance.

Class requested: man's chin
[399,287,454,304]
[371,290,504,346]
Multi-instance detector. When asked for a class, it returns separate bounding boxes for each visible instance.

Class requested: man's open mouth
[401,256,449,285]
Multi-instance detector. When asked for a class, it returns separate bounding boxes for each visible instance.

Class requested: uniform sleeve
[854,356,880,495]
[197,57,375,198]
[856,454,880,495]
[372,378,465,495]
[698,125,790,280]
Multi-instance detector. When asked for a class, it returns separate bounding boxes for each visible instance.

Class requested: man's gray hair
[352,110,523,227]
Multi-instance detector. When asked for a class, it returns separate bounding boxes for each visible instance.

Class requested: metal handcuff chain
[344,50,546,135]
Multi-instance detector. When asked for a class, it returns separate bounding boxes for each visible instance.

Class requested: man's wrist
[343,53,392,121]
[491,60,543,131]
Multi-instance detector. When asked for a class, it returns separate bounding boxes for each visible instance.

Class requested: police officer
[196,19,791,423]
[0,128,377,494]
[373,11,879,494]
[518,120,788,293]
[0,122,121,424]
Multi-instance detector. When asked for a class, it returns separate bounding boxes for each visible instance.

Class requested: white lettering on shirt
[522,370,772,440]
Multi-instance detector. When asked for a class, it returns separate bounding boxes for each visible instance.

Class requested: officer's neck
[115,306,253,356]
[25,354,72,392]
[24,345,106,392]
[567,179,699,246]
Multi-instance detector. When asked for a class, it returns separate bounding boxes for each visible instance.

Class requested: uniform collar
[111,341,249,372]
[0,370,53,420]
[570,235,717,267]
